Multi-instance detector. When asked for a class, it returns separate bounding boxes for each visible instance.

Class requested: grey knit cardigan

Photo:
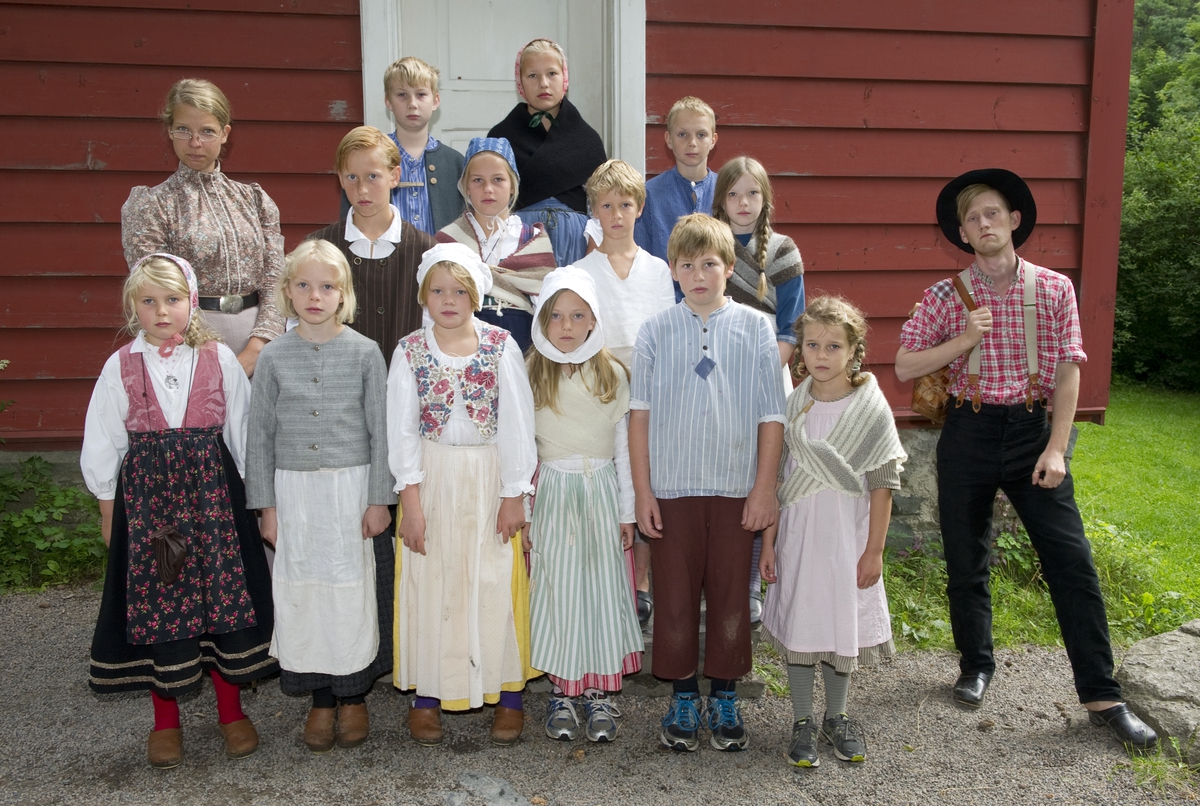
[245,327,396,509]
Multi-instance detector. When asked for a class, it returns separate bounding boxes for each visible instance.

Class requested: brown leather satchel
[149,525,188,585]
[909,273,976,424]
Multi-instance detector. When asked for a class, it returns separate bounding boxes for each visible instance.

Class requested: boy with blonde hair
[313,126,436,363]
[576,159,677,626]
[630,214,785,753]
[635,97,719,273]
[338,56,465,234]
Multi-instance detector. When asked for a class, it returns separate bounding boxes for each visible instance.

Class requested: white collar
[466,212,522,263]
[130,331,195,356]
[344,204,405,244]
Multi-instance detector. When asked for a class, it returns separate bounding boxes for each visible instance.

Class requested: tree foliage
[1119,0,1200,389]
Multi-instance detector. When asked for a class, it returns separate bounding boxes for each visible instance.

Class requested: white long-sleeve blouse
[386,319,537,499]
[80,334,251,500]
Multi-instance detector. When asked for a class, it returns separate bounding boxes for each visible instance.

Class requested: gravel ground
[0,586,1181,806]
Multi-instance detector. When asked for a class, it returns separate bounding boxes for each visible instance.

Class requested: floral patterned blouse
[121,162,285,341]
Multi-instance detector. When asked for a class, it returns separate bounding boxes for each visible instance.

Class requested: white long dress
[761,392,894,673]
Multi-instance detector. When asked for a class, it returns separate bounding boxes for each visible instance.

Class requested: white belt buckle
[219,294,244,314]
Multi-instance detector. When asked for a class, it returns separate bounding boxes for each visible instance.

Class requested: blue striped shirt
[390,133,437,235]
[630,299,786,499]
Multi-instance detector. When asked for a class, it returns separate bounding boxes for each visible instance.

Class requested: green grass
[0,457,105,591]
[1124,735,1200,798]
[1072,382,1200,602]
[884,382,1200,650]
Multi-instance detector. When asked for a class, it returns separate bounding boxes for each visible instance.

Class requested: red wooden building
[0,0,1134,449]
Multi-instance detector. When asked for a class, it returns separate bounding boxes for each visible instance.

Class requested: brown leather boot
[219,717,259,759]
[147,728,183,769]
[490,705,524,746]
[408,704,444,746]
[303,707,337,753]
[336,703,369,749]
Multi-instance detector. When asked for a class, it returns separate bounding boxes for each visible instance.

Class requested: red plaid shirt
[900,260,1086,405]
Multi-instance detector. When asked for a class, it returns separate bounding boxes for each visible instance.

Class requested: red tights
[150,669,246,731]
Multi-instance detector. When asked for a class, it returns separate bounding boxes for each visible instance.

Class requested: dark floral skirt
[89,428,276,697]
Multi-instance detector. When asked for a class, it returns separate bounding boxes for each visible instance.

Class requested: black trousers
[937,401,1121,703]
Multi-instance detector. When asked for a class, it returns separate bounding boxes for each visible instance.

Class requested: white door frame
[358,0,646,173]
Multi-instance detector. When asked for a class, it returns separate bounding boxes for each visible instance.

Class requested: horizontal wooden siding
[645,0,1134,422]
[0,0,363,446]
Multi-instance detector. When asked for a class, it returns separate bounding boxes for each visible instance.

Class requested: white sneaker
[583,693,621,742]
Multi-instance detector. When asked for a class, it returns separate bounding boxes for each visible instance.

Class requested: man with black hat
[894,169,1157,750]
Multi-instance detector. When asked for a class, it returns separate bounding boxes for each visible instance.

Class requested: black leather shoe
[1088,703,1158,751]
[951,672,991,707]
[637,590,653,627]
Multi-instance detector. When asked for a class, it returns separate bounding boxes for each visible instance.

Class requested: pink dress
[761,392,894,673]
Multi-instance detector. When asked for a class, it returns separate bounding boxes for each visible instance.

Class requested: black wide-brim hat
[936,168,1037,254]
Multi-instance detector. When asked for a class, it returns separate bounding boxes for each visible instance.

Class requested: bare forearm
[866,487,892,558]
[399,484,422,513]
[98,498,114,547]
[753,421,784,492]
[1047,362,1080,456]
[895,340,970,382]
[629,410,652,495]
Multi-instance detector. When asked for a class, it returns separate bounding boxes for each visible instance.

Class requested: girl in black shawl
[487,38,607,266]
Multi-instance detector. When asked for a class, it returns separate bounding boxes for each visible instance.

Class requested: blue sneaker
[705,691,748,751]
[659,692,701,752]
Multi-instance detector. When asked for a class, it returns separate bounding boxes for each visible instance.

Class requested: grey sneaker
[786,717,820,767]
[582,693,621,742]
[821,712,866,762]
[544,695,580,741]
[704,691,749,751]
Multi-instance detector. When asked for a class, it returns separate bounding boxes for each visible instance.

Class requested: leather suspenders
[954,260,1040,412]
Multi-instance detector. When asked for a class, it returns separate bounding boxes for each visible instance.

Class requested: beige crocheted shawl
[777,373,906,508]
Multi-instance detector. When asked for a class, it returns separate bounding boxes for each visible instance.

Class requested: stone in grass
[1115,619,1200,765]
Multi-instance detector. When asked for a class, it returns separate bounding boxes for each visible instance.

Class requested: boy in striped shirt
[629,214,786,752]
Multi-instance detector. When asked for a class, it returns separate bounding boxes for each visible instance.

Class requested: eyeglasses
[169,127,222,143]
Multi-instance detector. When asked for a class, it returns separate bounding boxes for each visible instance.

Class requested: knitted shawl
[487,97,607,214]
[436,214,556,312]
[726,232,803,314]
[777,373,906,507]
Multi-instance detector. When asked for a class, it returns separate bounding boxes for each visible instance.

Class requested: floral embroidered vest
[400,324,507,441]
[118,341,225,432]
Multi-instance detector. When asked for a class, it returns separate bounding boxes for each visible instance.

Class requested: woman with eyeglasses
[121,79,285,377]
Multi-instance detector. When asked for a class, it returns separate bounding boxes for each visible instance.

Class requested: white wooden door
[360,0,646,171]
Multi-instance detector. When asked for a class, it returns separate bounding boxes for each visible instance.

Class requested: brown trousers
[650,496,754,681]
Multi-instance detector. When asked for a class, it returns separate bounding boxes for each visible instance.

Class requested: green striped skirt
[529,461,643,694]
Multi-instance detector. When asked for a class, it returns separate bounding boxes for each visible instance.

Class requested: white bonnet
[416,242,493,304]
[531,265,606,363]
